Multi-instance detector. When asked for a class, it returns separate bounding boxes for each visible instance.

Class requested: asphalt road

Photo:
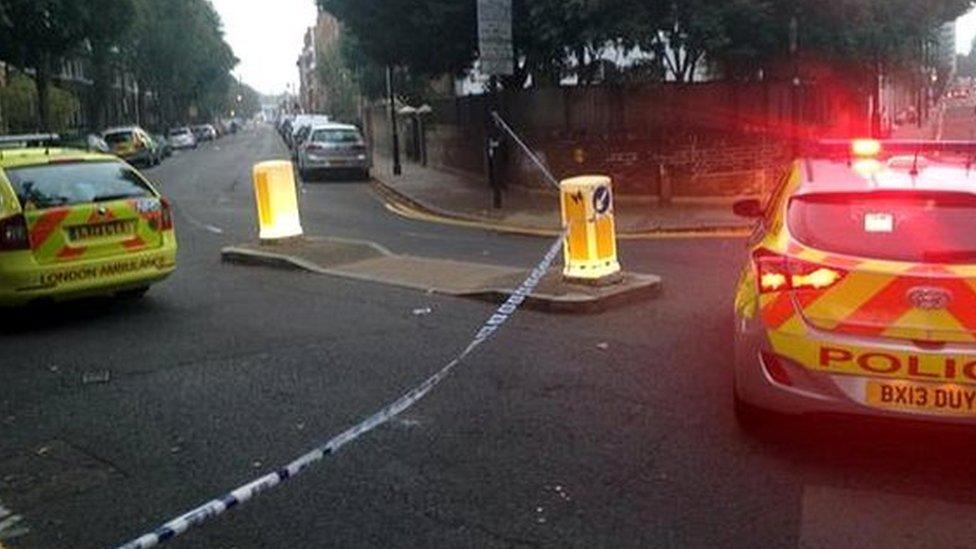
[4,125,976,549]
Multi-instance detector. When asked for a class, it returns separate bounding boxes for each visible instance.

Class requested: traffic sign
[478,0,514,76]
[593,185,612,215]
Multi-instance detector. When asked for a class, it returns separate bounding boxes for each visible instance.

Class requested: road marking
[117,232,567,548]
[0,497,27,543]
[174,207,224,235]
[800,485,976,548]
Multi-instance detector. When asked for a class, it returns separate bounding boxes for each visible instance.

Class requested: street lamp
[387,65,402,176]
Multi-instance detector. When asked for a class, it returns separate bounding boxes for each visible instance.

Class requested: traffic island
[220,237,661,314]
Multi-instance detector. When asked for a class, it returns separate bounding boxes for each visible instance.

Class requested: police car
[733,139,976,425]
[0,136,177,306]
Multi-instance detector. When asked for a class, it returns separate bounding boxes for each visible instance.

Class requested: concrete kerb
[220,239,662,314]
[370,176,750,240]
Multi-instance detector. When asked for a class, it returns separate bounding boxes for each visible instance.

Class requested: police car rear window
[787,191,976,264]
[6,161,154,209]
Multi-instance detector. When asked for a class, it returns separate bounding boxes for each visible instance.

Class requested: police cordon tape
[117,231,566,548]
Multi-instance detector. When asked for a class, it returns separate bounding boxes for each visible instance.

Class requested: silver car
[732,139,976,428]
[296,124,370,181]
[167,127,198,150]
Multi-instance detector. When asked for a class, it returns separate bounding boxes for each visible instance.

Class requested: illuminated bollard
[253,160,303,241]
[560,175,621,284]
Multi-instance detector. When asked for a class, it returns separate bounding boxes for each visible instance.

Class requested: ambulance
[0,142,177,306]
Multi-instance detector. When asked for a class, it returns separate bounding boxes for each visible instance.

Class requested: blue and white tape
[117,232,565,548]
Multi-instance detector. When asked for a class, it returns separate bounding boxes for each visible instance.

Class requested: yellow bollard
[560,175,621,283]
[253,160,303,241]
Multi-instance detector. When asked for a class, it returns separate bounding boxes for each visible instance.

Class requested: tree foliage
[127,0,238,126]
[0,0,238,130]
[319,0,973,93]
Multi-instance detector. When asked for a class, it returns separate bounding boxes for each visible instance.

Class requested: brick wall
[368,81,863,196]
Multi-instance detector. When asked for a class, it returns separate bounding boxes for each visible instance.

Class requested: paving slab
[221,237,661,313]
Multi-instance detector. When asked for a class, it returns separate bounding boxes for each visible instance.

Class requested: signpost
[478,0,513,208]
[477,0,514,77]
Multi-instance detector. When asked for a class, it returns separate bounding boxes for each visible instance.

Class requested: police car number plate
[866,380,976,416]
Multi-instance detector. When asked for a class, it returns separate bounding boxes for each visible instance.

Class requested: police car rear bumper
[0,247,176,306]
[734,315,976,425]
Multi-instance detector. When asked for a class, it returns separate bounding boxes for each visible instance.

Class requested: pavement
[221,236,662,313]
[889,102,946,141]
[371,153,752,237]
[6,125,976,548]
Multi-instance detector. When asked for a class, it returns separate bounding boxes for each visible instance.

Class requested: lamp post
[387,65,402,176]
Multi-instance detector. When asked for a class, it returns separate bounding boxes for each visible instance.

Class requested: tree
[320,0,476,77]
[127,0,238,126]
[83,0,136,130]
[316,36,360,122]
[1,0,88,130]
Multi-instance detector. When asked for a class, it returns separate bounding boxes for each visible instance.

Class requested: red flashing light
[852,139,881,157]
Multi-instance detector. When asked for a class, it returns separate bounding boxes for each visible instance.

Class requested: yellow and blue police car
[734,139,976,425]
[0,136,177,306]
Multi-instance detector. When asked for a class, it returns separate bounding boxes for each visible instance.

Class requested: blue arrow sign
[593,185,611,215]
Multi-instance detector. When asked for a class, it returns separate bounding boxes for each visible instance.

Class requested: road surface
[4,125,976,548]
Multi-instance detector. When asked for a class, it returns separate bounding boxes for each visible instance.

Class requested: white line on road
[0,498,27,542]
[175,207,224,235]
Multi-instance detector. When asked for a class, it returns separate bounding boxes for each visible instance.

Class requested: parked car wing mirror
[732,199,763,218]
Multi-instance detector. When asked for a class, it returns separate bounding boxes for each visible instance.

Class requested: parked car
[102,126,158,167]
[153,134,172,158]
[296,123,371,181]
[0,147,177,306]
[289,114,332,154]
[55,133,111,154]
[191,124,218,142]
[167,127,198,150]
[85,134,111,154]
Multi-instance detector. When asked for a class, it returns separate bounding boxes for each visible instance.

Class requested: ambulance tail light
[0,214,30,251]
[753,249,846,294]
[160,198,174,231]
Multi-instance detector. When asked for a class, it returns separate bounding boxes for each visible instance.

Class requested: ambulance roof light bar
[0,134,61,152]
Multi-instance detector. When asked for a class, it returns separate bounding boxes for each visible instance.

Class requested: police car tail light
[159,198,174,231]
[753,249,846,294]
[0,214,30,251]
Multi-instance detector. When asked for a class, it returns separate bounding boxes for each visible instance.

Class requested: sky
[958,8,976,54]
[210,0,318,97]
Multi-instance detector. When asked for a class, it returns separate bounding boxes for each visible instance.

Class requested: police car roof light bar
[810,139,976,159]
